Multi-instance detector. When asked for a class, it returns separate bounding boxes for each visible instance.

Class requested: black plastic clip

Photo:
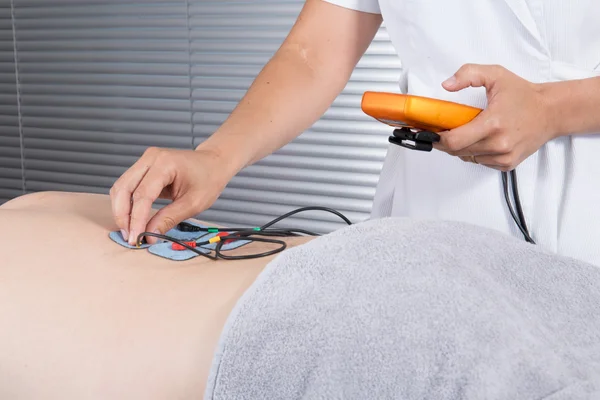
[177,221,203,232]
[388,127,441,152]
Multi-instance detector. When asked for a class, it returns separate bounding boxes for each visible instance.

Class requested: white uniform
[325,0,600,266]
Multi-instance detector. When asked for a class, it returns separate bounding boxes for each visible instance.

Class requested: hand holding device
[361,86,536,244]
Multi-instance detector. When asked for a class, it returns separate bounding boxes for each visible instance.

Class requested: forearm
[197,45,350,173]
[542,76,600,138]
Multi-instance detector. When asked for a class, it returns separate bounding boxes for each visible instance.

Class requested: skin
[110,0,600,243]
[0,191,313,399]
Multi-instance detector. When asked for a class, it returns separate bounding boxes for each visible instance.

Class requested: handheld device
[361,91,482,151]
[361,91,536,244]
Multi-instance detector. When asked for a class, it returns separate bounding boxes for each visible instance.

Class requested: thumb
[144,196,200,244]
[442,64,503,92]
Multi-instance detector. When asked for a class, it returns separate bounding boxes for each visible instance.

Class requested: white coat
[325,0,600,266]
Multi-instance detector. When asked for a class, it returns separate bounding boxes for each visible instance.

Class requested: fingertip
[442,75,458,90]
[127,231,135,246]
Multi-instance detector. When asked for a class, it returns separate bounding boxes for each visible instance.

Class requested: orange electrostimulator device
[362,91,538,245]
[361,91,482,151]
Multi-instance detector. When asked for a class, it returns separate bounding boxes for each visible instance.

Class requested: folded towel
[205,218,600,399]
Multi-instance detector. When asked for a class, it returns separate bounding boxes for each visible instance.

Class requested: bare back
[0,192,311,399]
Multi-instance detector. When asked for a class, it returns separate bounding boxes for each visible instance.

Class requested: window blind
[13,0,192,196]
[5,0,402,232]
[189,1,401,232]
[0,1,22,204]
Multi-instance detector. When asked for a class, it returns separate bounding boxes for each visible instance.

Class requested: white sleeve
[322,0,381,14]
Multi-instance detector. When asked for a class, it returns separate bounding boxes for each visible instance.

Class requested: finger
[128,165,174,245]
[459,154,514,171]
[453,135,512,157]
[110,149,159,236]
[144,195,201,244]
[442,63,504,92]
[435,115,490,154]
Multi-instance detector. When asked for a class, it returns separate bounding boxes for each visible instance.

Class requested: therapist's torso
[352,0,600,266]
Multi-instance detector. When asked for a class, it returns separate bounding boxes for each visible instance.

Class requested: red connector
[171,241,197,251]
[216,231,234,244]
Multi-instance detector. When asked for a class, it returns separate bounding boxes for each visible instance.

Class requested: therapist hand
[437,64,558,171]
[110,147,231,245]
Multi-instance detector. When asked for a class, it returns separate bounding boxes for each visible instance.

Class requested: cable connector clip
[388,127,440,152]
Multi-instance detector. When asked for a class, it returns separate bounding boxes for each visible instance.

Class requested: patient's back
[0,192,306,399]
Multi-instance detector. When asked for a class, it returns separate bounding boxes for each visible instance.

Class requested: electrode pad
[109,219,251,261]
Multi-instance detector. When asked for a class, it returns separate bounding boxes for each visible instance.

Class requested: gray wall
[0,0,401,232]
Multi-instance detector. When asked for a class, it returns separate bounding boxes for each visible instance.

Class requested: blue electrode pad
[109,219,252,261]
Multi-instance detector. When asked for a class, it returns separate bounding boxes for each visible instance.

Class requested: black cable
[177,206,352,236]
[501,171,535,244]
[138,232,218,260]
[510,170,529,234]
[214,235,287,260]
[259,206,353,230]
[138,231,288,260]
[138,206,354,261]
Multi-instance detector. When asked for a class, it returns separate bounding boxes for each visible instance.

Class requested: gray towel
[204,218,600,399]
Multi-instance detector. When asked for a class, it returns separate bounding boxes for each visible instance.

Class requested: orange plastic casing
[361,91,482,132]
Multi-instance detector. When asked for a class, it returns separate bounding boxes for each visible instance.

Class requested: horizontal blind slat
[0,147,21,159]
[22,106,190,123]
[22,95,190,111]
[15,3,187,18]
[23,137,190,156]
[16,0,183,6]
[22,117,190,136]
[207,198,366,225]
[25,181,109,195]
[20,73,190,86]
[19,50,190,62]
[0,161,17,180]
[23,127,191,148]
[15,16,187,29]
[217,187,373,213]
[24,148,138,166]
[226,175,376,200]
[21,84,189,99]
[0,158,22,170]
[19,62,189,75]
[254,154,383,174]
[238,164,378,186]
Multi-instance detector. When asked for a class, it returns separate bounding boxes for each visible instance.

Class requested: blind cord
[9,0,25,195]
